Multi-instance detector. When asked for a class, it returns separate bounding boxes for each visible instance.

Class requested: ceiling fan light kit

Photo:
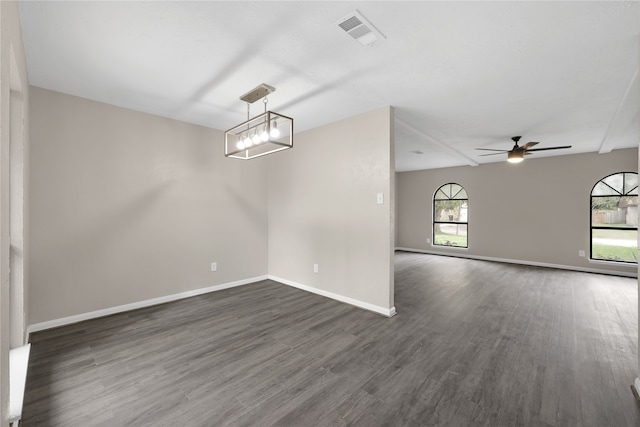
[507,150,524,163]
[225,84,293,160]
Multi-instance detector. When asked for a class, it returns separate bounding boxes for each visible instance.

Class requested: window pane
[592,181,617,196]
[603,174,624,194]
[434,224,467,247]
[460,202,468,221]
[435,200,465,222]
[449,184,462,198]
[591,196,619,213]
[592,196,637,226]
[434,189,448,200]
[624,173,638,195]
[619,195,638,214]
[592,228,638,263]
[435,183,468,200]
[592,197,621,226]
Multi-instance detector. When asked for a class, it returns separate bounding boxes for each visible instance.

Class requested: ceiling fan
[475,136,572,163]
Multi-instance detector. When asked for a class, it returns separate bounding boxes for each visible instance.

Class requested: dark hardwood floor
[22,252,640,426]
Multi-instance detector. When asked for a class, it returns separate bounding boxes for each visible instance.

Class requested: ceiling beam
[395,119,479,167]
[599,68,638,154]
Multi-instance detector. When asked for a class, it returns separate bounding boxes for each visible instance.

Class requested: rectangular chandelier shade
[225,111,293,160]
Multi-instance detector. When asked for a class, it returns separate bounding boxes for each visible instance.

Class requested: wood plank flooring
[22,252,640,426]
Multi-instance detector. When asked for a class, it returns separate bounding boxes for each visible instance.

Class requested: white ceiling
[19,1,640,171]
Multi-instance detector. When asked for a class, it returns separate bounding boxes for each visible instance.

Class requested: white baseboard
[395,247,638,278]
[26,275,268,336]
[269,275,396,318]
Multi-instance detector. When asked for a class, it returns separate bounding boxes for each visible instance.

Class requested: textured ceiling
[19,1,640,171]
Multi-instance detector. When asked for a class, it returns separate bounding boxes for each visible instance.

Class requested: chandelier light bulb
[270,121,280,138]
[236,140,245,150]
[260,127,269,142]
[252,132,261,145]
[244,135,253,148]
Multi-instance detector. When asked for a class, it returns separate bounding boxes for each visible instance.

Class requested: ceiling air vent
[336,10,386,46]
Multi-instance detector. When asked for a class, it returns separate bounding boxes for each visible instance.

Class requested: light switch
[377,193,384,204]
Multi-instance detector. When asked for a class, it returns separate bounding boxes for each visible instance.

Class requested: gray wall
[397,148,638,276]
[268,107,395,313]
[29,87,269,324]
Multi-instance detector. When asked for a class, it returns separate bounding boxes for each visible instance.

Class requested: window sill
[9,343,30,424]
[432,244,469,251]
[588,258,637,267]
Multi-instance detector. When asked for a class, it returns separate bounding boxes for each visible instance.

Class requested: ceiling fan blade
[478,152,507,157]
[521,141,539,150]
[525,145,572,152]
[475,148,509,152]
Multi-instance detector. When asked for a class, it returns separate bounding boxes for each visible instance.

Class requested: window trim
[590,171,638,264]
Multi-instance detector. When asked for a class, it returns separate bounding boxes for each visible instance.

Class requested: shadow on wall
[223,181,267,226]
[61,182,174,259]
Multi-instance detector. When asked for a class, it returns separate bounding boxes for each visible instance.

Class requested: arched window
[433,183,468,248]
[591,172,638,263]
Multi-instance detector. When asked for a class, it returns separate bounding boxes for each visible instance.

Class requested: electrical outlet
[578,250,585,257]
[426,238,431,244]
[210,262,217,272]
[313,264,319,274]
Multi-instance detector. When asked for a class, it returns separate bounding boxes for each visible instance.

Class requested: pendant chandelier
[224,84,293,159]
